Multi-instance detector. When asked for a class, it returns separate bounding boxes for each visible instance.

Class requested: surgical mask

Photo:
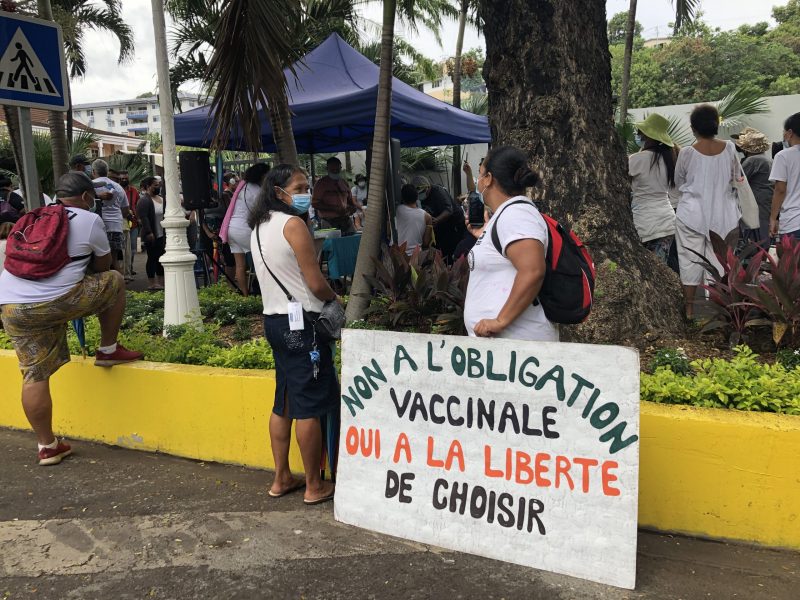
[784,138,791,149]
[279,187,311,214]
[634,133,644,148]
[228,178,236,186]
[476,174,488,204]
[357,181,366,189]
[329,173,340,180]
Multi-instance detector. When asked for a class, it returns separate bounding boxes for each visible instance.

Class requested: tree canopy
[610,8,800,109]
[607,10,642,46]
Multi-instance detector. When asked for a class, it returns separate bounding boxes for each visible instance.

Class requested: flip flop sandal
[268,480,306,498]
[303,490,335,506]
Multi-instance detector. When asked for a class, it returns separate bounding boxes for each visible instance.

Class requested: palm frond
[716,88,769,131]
[205,0,301,151]
[461,93,487,115]
[672,0,700,32]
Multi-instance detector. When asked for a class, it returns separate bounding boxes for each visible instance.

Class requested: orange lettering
[392,432,412,464]
[445,440,465,472]
[484,445,504,478]
[505,447,512,481]
[555,455,575,490]
[602,460,621,496]
[573,457,600,493]
[534,452,551,487]
[515,451,534,485]
[426,436,445,468]
[345,426,359,456]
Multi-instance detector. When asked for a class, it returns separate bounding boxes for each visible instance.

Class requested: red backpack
[5,205,71,280]
[490,199,596,324]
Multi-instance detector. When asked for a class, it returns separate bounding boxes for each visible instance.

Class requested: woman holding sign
[250,165,340,505]
[464,146,557,342]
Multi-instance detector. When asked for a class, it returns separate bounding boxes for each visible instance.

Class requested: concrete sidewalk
[0,428,797,600]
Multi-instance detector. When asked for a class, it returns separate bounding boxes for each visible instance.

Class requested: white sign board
[335,330,640,589]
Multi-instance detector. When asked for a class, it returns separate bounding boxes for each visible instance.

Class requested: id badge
[288,301,304,331]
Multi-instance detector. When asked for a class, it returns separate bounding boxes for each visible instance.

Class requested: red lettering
[505,447,512,481]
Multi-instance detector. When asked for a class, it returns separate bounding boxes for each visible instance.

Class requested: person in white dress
[225,163,269,296]
[674,104,741,320]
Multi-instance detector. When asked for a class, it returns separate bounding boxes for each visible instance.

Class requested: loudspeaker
[179,150,212,210]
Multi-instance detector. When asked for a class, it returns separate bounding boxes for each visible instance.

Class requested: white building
[73,92,203,137]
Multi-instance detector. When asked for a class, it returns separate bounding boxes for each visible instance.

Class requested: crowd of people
[628,107,800,320]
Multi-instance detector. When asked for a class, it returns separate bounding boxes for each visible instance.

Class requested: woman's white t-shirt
[628,151,676,242]
[463,197,558,342]
[351,184,368,205]
[230,183,260,230]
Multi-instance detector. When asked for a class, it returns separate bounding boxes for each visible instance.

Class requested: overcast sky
[69,0,788,105]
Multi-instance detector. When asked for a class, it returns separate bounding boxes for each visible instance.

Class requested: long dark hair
[645,142,677,188]
[482,146,540,196]
[244,162,270,185]
[248,164,304,229]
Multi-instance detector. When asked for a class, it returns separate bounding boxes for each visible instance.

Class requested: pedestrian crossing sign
[0,12,67,111]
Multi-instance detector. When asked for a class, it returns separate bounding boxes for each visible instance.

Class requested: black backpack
[490,199,595,324]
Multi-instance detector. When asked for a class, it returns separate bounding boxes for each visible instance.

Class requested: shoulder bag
[731,150,759,229]
[255,223,345,342]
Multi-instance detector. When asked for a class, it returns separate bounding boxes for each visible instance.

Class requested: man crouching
[0,172,143,465]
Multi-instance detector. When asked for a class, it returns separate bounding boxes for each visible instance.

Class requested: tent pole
[310,154,316,183]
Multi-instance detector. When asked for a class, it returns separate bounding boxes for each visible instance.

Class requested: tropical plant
[104,145,153,188]
[715,88,770,132]
[648,347,692,375]
[400,146,450,172]
[461,92,488,116]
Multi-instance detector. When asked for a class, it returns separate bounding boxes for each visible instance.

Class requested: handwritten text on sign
[334,330,640,589]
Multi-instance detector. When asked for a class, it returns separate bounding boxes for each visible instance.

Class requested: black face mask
[120,180,129,187]
[152,187,161,195]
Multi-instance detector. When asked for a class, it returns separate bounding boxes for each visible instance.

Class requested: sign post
[336,330,641,589]
[0,12,68,209]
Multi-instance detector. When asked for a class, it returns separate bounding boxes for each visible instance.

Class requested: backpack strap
[489,199,536,256]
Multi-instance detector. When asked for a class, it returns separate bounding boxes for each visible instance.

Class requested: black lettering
[385,470,400,498]
[450,481,468,515]
[518,356,539,387]
[542,406,560,439]
[469,485,488,518]
[432,478,448,509]
[497,493,515,528]
[486,351,508,381]
[527,499,546,534]
[447,396,464,426]
[408,392,429,422]
[476,398,495,430]
[429,394,446,424]
[390,388,411,418]
[399,472,415,503]
[521,405,542,436]
[427,341,443,372]
[498,402,520,434]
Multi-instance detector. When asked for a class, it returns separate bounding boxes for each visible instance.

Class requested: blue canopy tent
[174,33,490,153]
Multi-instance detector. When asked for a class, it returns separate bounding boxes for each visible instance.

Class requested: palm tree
[618,0,697,122]
[450,0,480,196]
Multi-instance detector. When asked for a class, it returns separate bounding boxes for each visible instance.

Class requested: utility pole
[150,0,200,330]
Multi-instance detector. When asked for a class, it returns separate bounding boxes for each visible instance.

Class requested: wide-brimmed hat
[731,127,770,154]
[635,113,674,148]
[69,154,90,167]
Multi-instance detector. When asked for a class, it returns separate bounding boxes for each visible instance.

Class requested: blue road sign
[0,12,67,111]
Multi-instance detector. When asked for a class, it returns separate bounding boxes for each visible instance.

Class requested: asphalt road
[1,429,798,600]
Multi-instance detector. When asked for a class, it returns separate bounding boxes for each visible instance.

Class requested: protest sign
[334,330,640,589]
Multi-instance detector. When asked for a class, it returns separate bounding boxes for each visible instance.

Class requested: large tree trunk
[451,0,468,197]
[618,0,638,123]
[479,0,683,344]
[268,91,298,166]
[345,0,396,322]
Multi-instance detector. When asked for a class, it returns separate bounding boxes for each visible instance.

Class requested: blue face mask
[634,133,644,148]
[329,173,340,181]
[290,193,312,215]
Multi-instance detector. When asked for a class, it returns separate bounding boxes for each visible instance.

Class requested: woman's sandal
[268,479,306,499]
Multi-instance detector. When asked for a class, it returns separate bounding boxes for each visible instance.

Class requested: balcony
[126,111,148,121]
[127,125,149,134]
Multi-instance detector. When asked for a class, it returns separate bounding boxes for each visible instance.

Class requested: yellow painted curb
[0,350,304,472]
[2,350,799,549]
[640,402,800,550]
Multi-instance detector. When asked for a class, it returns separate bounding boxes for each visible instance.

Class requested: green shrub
[207,338,275,369]
[648,347,692,375]
[198,284,261,325]
[777,347,800,371]
[642,346,800,415]
[124,291,165,334]
[0,329,13,350]
[232,317,255,342]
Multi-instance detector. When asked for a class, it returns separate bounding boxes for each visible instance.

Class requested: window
[107,119,114,127]
[119,107,126,114]
[106,108,112,115]
[120,120,128,126]
[74,110,81,117]
[433,79,443,88]
[87,109,94,116]
[189,101,195,108]
[151,103,158,109]
[152,115,160,122]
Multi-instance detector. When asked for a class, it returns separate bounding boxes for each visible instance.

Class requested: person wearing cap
[92,159,130,274]
[412,174,466,262]
[69,153,91,174]
[732,127,773,248]
[629,113,678,268]
[674,104,741,321]
[0,172,143,467]
[769,112,800,242]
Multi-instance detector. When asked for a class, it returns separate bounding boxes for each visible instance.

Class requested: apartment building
[73,92,203,137]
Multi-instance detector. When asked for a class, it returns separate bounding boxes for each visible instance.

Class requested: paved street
[1,429,798,599]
